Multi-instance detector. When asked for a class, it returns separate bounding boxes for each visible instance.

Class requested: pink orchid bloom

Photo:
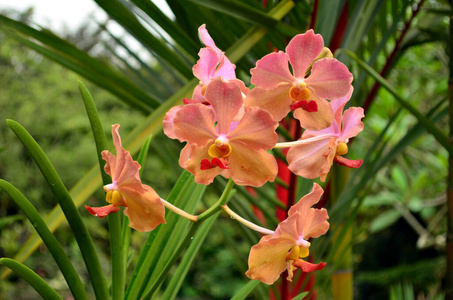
[85,124,166,232]
[246,29,353,130]
[169,77,279,187]
[246,183,329,285]
[163,24,247,140]
[192,24,238,102]
[286,88,364,181]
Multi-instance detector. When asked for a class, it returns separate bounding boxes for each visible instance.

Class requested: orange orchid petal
[287,137,335,182]
[228,107,278,151]
[246,235,296,285]
[245,83,292,122]
[227,144,278,187]
[293,96,333,130]
[173,104,217,147]
[288,183,330,239]
[179,144,226,185]
[122,185,166,232]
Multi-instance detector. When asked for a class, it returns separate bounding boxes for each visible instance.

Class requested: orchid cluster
[87,25,364,285]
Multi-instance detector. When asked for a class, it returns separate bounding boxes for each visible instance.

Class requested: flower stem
[221,204,274,235]
[161,198,198,222]
[198,178,235,222]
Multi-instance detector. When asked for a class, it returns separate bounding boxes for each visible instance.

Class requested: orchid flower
[163,24,246,139]
[246,29,353,130]
[85,124,166,232]
[223,183,329,285]
[275,88,364,181]
[167,77,279,187]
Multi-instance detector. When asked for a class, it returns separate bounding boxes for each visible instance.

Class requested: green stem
[6,119,109,300]
[0,258,63,300]
[142,178,235,299]
[0,180,88,300]
[198,178,235,222]
[78,81,123,300]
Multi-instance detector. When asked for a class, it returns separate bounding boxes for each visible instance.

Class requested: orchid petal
[173,104,217,146]
[198,24,220,56]
[288,183,329,239]
[229,107,278,151]
[103,124,144,192]
[341,107,365,140]
[163,105,184,140]
[250,51,294,88]
[286,30,324,78]
[305,58,353,99]
[193,47,222,84]
[292,259,326,273]
[85,204,120,219]
[179,144,226,185]
[293,97,333,130]
[246,83,293,121]
[204,77,243,135]
[287,137,335,182]
[227,144,278,187]
[335,156,363,168]
[122,185,166,232]
[246,235,296,285]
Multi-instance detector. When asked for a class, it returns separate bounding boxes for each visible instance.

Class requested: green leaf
[6,119,109,300]
[0,258,63,300]
[78,81,124,300]
[0,215,22,230]
[291,291,310,300]
[344,50,453,154]
[391,165,408,191]
[230,280,261,300]
[94,0,193,79]
[370,209,402,233]
[0,180,88,300]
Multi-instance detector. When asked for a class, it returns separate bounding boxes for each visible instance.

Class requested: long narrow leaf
[78,81,124,300]
[344,49,453,153]
[0,258,63,300]
[94,0,193,78]
[6,120,109,300]
[0,180,88,300]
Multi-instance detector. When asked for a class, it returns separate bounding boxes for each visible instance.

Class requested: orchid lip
[104,182,118,192]
[297,236,311,248]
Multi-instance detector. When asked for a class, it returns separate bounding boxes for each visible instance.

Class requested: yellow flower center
[289,82,311,102]
[208,138,232,158]
[105,190,126,206]
[286,244,311,261]
[336,142,348,156]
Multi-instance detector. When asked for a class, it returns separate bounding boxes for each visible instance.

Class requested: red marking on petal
[335,156,363,168]
[290,100,318,112]
[200,158,229,170]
